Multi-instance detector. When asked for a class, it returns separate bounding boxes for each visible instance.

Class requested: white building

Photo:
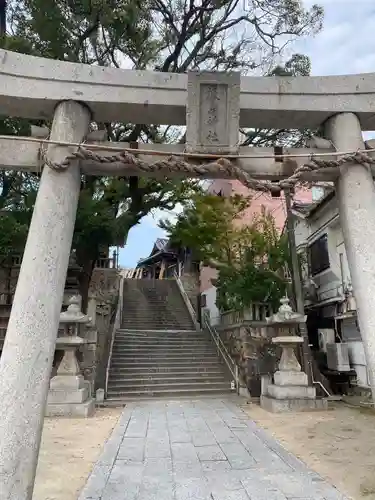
[293,188,369,389]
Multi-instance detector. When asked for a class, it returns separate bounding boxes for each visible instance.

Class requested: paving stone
[137,475,175,500]
[211,489,250,500]
[125,414,149,438]
[169,428,192,443]
[173,461,204,479]
[201,460,232,473]
[79,398,349,500]
[241,476,288,499]
[175,477,212,500]
[210,428,239,445]
[143,458,173,477]
[77,464,111,500]
[101,461,144,500]
[220,442,257,469]
[101,482,140,500]
[117,437,145,461]
[204,470,243,491]
[196,444,227,461]
[109,460,144,482]
[172,441,199,463]
[191,431,217,447]
[145,438,171,459]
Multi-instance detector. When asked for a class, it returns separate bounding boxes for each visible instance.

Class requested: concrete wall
[202,286,220,326]
[294,194,369,389]
[295,195,348,303]
[199,179,312,324]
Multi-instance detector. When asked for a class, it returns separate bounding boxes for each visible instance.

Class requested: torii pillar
[0,100,91,499]
[324,113,375,401]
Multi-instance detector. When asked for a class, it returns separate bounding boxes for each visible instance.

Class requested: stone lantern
[260,297,327,412]
[46,296,95,417]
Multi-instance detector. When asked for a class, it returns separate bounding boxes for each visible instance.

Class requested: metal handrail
[105,273,124,396]
[173,271,199,330]
[202,310,239,392]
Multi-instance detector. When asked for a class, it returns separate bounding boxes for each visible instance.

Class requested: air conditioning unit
[326,343,351,372]
[318,329,335,353]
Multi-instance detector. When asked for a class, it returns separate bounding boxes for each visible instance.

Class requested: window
[308,234,330,276]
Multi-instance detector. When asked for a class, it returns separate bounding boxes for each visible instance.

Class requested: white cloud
[141,204,183,232]
[293,1,375,78]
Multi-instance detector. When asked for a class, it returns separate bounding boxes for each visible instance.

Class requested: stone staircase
[106,278,233,400]
[121,278,195,330]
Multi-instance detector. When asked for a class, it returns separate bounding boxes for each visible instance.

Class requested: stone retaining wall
[217,321,280,397]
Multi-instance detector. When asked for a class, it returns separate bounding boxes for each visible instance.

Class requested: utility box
[318,328,335,353]
[186,71,240,154]
[326,343,351,372]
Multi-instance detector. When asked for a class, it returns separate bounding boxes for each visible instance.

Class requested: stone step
[112,348,216,355]
[107,384,233,398]
[120,323,195,330]
[108,374,227,386]
[121,313,191,316]
[120,322,194,327]
[110,359,222,368]
[109,367,225,376]
[115,330,201,336]
[114,331,203,337]
[102,391,234,405]
[114,334,204,341]
[110,353,221,361]
[113,339,210,345]
[113,340,210,347]
[110,365,224,373]
[112,346,216,355]
[121,316,193,321]
[122,300,189,306]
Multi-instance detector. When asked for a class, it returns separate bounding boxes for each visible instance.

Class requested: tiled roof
[155,238,169,251]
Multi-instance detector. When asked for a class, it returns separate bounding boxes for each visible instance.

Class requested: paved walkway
[79,398,348,500]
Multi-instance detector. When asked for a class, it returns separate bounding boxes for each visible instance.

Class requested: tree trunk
[0,0,6,38]
[78,259,95,313]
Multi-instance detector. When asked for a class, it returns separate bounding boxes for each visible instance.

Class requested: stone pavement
[78,398,348,500]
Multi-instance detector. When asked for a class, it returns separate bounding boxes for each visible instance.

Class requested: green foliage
[216,229,289,311]
[0,213,29,264]
[215,210,290,310]
[163,194,289,311]
[0,0,322,307]
[160,192,250,263]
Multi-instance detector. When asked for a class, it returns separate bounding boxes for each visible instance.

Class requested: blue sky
[118,0,375,268]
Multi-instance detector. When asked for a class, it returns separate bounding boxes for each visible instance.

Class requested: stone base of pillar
[46,399,95,418]
[267,381,316,400]
[46,375,95,417]
[260,395,328,413]
[274,370,308,386]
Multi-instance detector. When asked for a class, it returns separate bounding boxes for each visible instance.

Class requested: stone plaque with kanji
[186,71,240,154]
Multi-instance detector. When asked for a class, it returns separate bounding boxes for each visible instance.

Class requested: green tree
[161,193,289,310]
[0,0,323,309]
[160,192,251,265]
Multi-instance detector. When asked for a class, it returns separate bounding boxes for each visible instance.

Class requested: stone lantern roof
[266,297,306,326]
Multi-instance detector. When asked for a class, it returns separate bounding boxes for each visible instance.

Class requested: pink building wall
[200,179,312,293]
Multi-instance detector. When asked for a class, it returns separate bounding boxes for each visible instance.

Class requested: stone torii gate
[1,49,375,498]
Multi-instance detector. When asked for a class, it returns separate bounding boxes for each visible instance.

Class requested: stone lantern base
[46,337,95,417]
[260,336,328,413]
[260,395,328,413]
